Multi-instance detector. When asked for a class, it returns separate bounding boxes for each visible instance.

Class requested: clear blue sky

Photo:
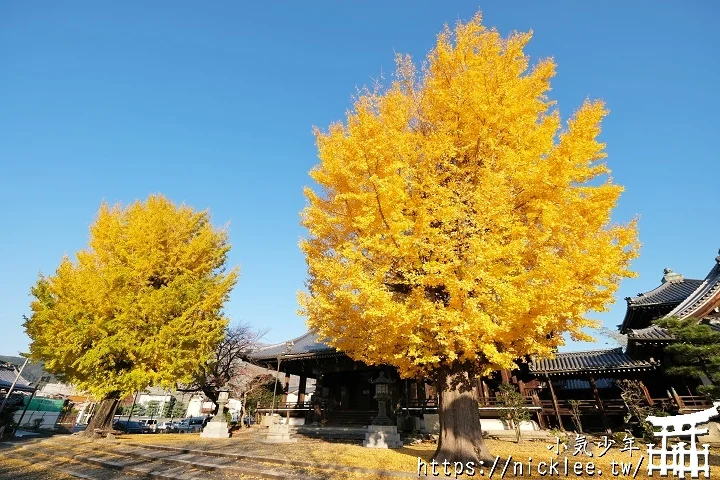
[1,2,718,356]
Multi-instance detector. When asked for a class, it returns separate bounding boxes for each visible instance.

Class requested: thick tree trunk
[81,397,120,437]
[433,372,494,467]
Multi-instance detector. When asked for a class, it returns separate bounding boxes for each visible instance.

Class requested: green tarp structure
[23,397,66,412]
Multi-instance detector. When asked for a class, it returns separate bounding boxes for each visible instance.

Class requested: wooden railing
[676,395,713,412]
[477,396,540,410]
[255,394,715,422]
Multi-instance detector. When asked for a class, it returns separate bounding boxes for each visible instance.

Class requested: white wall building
[185,395,244,420]
[185,395,213,418]
[137,393,173,416]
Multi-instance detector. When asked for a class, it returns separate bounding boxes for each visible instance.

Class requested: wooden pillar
[531,392,547,429]
[518,380,526,396]
[476,378,486,406]
[589,376,611,433]
[500,369,511,384]
[281,373,291,404]
[297,375,307,406]
[404,379,410,410]
[418,379,427,413]
[482,380,491,403]
[546,376,565,431]
[638,380,654,406]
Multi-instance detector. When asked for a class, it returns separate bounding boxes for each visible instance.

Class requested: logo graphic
[646,401,720,478]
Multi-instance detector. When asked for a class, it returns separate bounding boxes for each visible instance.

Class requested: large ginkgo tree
[300,13,638,464]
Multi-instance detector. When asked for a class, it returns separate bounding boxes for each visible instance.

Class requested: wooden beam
[546,376,565,431]
[670,387,684,411]
[531,392,547,430]
[638,380,654,406]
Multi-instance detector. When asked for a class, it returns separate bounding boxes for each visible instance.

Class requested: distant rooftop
[529,348,658,376]
[620,268,703,332]
[249,331,337,361]
[625,269,702,307]
[0,362,34,393]
[665,251,720,320]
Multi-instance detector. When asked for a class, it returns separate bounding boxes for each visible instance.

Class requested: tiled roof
[529,348,658,376]
[249,331,336,361]
[625,278,703,307]
[626,325,674,342]
[0,362,34,393]
[665,252,720,320]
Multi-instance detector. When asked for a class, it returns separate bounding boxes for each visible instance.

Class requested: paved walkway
[0,432,420,479]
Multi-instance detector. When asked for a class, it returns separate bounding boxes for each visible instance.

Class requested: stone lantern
[363,371,403,449]
[370,371,394,426]
[200,389,230,438]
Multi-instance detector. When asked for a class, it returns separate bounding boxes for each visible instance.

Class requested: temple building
[250,249,720,433]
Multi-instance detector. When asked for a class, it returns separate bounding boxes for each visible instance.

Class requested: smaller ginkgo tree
[24,195,238,435]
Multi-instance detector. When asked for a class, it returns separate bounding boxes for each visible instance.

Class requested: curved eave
[627,338,673,345]
[0,383,35,393]
[536,366,658,376]
[248,330,337,362]
[529,348,659,376]
[252,351,344,364]
[665,260,720,320]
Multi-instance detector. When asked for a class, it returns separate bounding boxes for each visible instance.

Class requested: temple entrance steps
[325,409,377,426]
[294,425,369,442]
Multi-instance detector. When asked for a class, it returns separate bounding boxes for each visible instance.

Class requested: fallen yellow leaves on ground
[117,432,720,479]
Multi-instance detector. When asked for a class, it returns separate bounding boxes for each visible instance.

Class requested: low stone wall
[422,414,540,434]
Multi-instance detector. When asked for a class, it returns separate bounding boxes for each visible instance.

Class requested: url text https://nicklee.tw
[417,455,646,478]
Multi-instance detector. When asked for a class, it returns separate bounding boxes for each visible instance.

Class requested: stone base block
[200,421,230,439]
[260,423,297,443]
[260,414,281,427]
[363,425,403,448]
[423,414,439,434]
